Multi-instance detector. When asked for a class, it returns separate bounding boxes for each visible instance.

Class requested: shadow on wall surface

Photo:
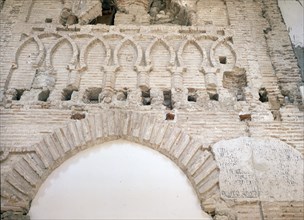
[294,45,304,81]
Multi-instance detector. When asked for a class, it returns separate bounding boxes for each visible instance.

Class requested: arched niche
[178,37,207,89]
[79,37,110,89]
[47,37,78,93]
[114,38,142,89]
[9,37,40,91]
[28,140,212,219]
[146,38,175,88]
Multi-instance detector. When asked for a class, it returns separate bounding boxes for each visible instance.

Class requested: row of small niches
[10,87,271,106]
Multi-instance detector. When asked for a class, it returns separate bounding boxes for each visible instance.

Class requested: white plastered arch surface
[28,140,212,219]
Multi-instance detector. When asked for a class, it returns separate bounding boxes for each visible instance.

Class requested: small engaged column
[168,66,186,91]
[201,67,219,93]
[100,65,119,103]
[135,65,152,92]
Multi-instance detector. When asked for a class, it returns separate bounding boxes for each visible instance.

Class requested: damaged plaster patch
[212,137,304,202]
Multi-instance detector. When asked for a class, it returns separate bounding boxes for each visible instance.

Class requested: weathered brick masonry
[0,0,303,219]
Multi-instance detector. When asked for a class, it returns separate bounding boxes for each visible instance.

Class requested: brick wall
[0,0,303,219]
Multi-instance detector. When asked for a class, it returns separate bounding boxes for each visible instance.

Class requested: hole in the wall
[166,112,175,121]
[239,113,251,121]
[149,0,190,25]
[70,112,86,120]
[45,18,53,23]
[83,87,102,104]
[219,56,227,64]
[187,88,197,102]
[38,89,50,102]
[12,89,25,101]
[89,0,117,25]
[62,89,74,101]
[188,95,196,102]
[209,93,219,101]
[259,88,268,102]
[236,89,245,101]
[163,90,173,110]
[117,90,128,101]
[209,211,216,218]
[149,0,166,17]
[142,90,151,106]
[228,37,233,44]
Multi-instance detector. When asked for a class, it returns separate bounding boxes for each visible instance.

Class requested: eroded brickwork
[0,0,303,219]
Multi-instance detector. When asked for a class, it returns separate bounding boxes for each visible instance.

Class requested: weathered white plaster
[29,140,211,220]
[212,137,304,201]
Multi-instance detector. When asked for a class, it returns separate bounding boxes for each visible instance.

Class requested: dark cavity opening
[187,88,197,102]
[13,89,25,101]
[71,112,86,120]
[45,18,53,23]
[219,56,227,64]
[83,87,102,104]
[166,112,175,121]
[62,89,74,101]
[38,89,50,102]
[90,0,117,25]
[209,93,219,101]
[142,90,151,106]
[259,88,268,102]
[163,90,172,110]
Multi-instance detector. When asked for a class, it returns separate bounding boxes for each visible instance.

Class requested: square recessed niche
[219,56,227,64]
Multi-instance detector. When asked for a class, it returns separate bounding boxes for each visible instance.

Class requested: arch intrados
[146,37,175,66]
[13,36,43,68]
[46,36,78,69]
[210,36,236,68]
[80,37,111,70]
[177,37,207,68]
[113,37,143,66]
